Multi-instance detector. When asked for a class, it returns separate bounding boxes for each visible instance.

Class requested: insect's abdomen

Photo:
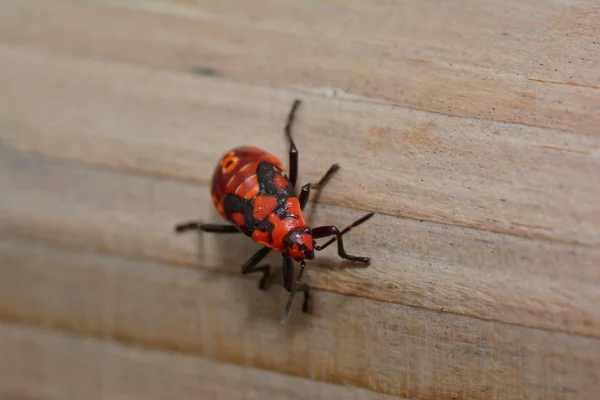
[211,146,285,221]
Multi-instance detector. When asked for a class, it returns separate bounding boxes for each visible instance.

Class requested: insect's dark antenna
[281,260,306,324]
[285,99,302,187]
[285,99,301,148]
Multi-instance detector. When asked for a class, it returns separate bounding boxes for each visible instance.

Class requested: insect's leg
[175,222,239,233]
[281,257,310,324]
[284,99,302,188]
[298,184,312,210]
[312,163,340,190]
[312,212,375,263]
[298,163,340,209]
[241,246,273,290]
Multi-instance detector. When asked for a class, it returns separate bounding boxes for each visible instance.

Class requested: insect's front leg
[281,257,310,324]
[311,212,375,263]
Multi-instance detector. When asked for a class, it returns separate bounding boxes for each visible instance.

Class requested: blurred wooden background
[1,0,599,399]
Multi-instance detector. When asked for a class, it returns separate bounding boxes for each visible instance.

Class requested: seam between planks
[4,236,600,341]
[87,0,600,137]
[0,320,405,399]
[1,40,596,141]
[3,143,598,249]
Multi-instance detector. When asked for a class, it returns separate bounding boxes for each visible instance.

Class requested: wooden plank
[0,0,598,136]
[1,148,599,340]
[1,239,599,399]
[0,323,398,400]
[0,1,597,398]
[1,45,599,247]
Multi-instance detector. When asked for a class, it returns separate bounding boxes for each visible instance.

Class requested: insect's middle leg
[298,163,340,209]
[241,246,273,290]
[175,222,239,233]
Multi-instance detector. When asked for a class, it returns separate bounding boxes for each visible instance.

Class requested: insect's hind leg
[284,99,302,188]
[241,246,273,290]
[174,222,239,233]
[312,212,375,263]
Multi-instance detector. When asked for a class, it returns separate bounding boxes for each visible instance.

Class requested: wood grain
[2,147,599,340]
[0,323,398,400]
[0,0,598,136]
[2,239,600,399]
[0,0,599,398]
[1,44,599,248]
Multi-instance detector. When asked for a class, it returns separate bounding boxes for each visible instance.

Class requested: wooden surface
[0,0,599,399]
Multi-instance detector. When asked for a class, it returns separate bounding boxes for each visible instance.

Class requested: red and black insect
[175,99,373,323]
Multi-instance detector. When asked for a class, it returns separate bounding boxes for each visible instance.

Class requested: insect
[175,99,373,324]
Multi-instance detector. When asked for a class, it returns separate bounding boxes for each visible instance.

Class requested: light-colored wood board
[0,0,598,136]
[1,46,599,247]
[0,323,399,400]
[0,1,597,398]
[1,239,600,399]
[1,148,600,339]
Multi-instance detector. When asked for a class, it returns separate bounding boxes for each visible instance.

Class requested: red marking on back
[235,174,259,198]
[226,172,254,197]
[253,196,278,220]
[273,173,290,190]
[230,212,246,228]
[252,229,271,247]
[246,185,260,200]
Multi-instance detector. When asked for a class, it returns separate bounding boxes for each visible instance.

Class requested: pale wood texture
[0,323,398,400]
[2,240,600,399]
[0,0,599,399]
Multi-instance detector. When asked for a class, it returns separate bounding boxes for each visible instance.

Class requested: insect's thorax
[251,196,308,247]
[251,195,314,260]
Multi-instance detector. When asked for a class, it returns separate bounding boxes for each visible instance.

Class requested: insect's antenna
[281,260,306,325]
[316,212,375,251]
[284,99,302,146]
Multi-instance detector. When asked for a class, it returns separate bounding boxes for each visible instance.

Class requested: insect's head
[283,227,315,261]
